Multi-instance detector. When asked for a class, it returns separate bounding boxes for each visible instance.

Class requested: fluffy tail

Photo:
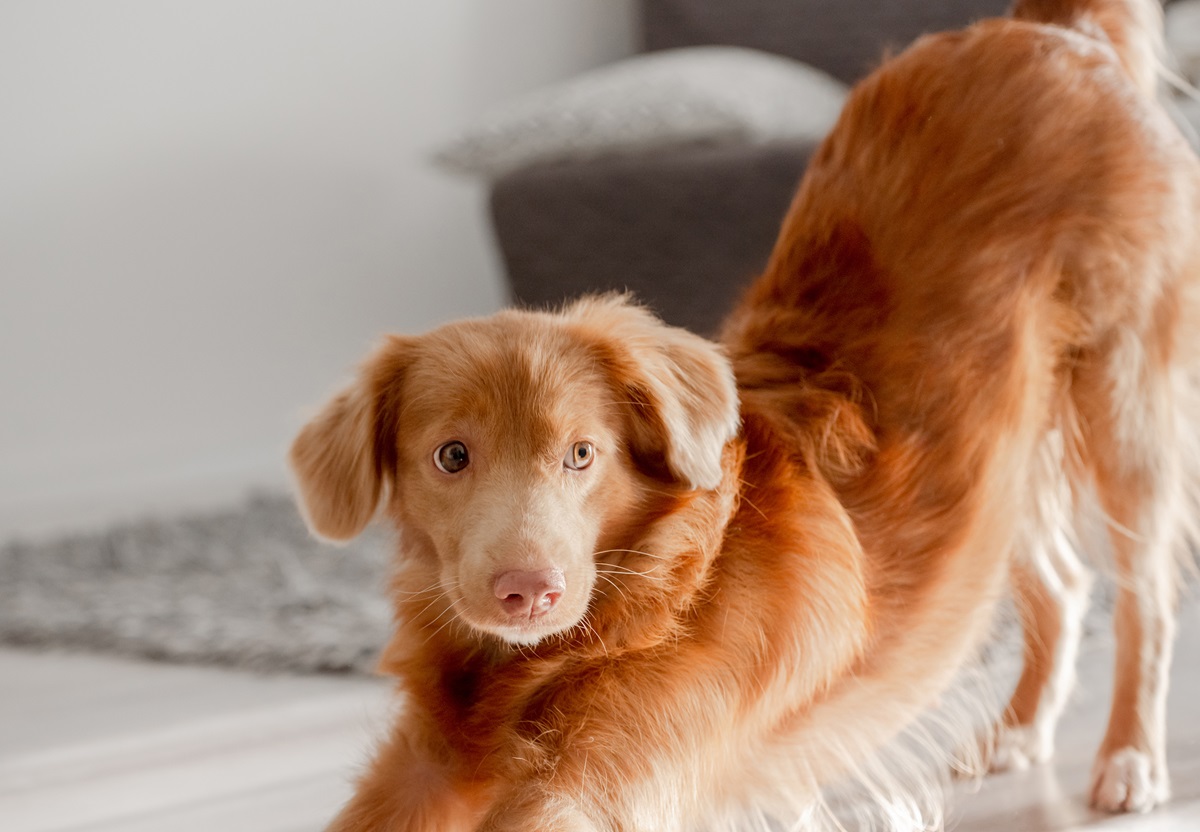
[1012,0,1164,95]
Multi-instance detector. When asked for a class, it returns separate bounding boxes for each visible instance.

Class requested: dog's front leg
[324,723,489,832]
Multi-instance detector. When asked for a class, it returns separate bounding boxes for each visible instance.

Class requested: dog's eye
[564,441,594,471]
[435,441,470,474]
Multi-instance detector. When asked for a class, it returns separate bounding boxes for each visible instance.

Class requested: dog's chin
[490,625,562,647]
[455,604,583,647]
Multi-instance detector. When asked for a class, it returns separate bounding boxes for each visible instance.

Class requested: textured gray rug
[0,494,395,674]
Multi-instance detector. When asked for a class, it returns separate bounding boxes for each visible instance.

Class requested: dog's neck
[578,440,747,655]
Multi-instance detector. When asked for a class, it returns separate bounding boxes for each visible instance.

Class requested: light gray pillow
[1166,0,1200,147]
[433,46,848,180]
[1167,0,1200,86]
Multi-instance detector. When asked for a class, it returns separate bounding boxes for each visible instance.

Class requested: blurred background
[1,0,637,541]
[2,2,1199,830]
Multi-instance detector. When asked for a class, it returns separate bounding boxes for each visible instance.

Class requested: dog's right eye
[434,441,470,474]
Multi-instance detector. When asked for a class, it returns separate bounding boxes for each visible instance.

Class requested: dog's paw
[956,722,1052,778]
[985,723,1054,773]
[1089,748,1170,813]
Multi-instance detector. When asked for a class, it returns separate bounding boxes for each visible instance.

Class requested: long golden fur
[290,0,1200,828]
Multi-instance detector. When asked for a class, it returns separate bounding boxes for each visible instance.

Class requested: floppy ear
[288,336,412,542]
[566,295,740,490]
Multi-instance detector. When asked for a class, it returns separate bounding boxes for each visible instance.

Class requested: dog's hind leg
[987,429,1094,773]
[1075,331,1185,813]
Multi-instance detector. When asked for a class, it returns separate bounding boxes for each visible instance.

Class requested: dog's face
[289,296,739,645]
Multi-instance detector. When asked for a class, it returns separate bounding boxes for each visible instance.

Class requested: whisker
[580,613,609,659]
[637,483,697,499]
[395,578,461,601]
[423,609,461,645]
[420,597,460,632]
[411,590,457,621]
[393,583,451,598]
[735,487,770,522]
[596,563,660,577]
[596,572,631,605]
[592,547,667,561]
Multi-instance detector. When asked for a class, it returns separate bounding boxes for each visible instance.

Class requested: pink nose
[493,569,565,619]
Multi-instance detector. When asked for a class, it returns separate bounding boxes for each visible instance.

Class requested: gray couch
[490,0,1186,335]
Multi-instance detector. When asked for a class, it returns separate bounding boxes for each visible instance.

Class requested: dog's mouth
[448,567,593,646]
[453,600,583,646]
[484,618,571,646]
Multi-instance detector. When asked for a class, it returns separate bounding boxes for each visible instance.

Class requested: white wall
[0,1,637,539]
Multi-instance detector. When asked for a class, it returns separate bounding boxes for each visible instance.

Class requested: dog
[289,0,1200,828]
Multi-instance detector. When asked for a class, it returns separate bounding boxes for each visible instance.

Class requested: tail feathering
[1011,0,1164,96]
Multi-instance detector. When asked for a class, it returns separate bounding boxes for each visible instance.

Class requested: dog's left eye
[435,441,470,474]
[564,441,594,471]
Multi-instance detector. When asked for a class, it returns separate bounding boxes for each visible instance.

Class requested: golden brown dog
[290,0,1200,827]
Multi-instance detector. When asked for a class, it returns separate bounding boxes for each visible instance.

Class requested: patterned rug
[0,494,394,674]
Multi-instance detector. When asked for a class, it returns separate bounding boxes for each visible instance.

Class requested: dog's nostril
[493,569,566,619]
[533,589,562,615]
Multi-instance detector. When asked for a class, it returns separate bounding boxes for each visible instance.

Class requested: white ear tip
[672,420,739,491]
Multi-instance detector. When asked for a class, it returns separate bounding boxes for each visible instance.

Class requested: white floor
[0,652,390,832]
[949,601,1200,832]
[1,604,1197,832]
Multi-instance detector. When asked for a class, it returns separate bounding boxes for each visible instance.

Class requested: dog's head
[289,296,739,645]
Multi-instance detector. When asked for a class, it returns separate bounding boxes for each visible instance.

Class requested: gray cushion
[491,142,813,336]
[641,0,1013,84]
[434,47,846,180]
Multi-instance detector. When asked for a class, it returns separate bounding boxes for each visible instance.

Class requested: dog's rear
[1014,0,1164,93]
[1007,0,1200,812]
[1012,0,1161,94]
[723,0,1200,818]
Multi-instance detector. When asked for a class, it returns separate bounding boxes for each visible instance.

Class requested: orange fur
[290,0,1200,827]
